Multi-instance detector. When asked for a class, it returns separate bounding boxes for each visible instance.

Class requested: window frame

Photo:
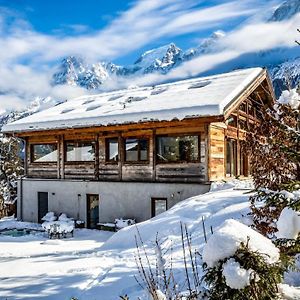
[64,140,96,163]
[156,134,201,164]
[151,197,168,218]
[30,143,58,164]
[225,138,237,177]
[105,137,119,164]
[124,137,150,164]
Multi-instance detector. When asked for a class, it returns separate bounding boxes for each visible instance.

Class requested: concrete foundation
[17,178,210,225]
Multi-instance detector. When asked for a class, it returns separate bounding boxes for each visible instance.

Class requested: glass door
[86,194,99,229]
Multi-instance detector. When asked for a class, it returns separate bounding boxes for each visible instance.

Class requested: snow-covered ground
[0,184,299,299]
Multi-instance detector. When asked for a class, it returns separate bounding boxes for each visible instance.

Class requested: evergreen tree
[0,135,24,217]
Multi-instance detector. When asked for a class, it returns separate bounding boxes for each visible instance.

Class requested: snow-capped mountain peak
[133,43,183,74]
[269,0,300,22]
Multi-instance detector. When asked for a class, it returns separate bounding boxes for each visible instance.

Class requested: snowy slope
[0,182,298,299]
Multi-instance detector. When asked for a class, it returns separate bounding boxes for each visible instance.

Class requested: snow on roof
[2,67,264,133]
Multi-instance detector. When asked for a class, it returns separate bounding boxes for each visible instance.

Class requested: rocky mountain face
[51,0,300,98]
[269,0,300,21]
[52,30,225,91]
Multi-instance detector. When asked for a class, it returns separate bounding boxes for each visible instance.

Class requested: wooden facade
[14,71,275,184]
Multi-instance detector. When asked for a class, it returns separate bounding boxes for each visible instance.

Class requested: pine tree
[0,135,24,217]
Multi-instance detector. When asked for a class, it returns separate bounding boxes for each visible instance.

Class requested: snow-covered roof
[2,67,264,133]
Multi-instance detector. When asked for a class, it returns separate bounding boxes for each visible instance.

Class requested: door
[38,192,48,223]
[151,198,167,217]
[86,194,99,229]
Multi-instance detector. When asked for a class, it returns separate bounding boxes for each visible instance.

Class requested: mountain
[269,0,300,21]
[52,32,226,89]
[0,97,62,130]
[53,56,121,89]
[2,0,300,129]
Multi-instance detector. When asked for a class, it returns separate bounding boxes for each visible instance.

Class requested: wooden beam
[13,116,223,138]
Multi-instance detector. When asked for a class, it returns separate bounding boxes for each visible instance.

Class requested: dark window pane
[226,115,237,127]
[157,135,199,163]
[249,105,255,116]
[239,119,248,131]
[107,138,119,162]
[32,144,57,162]
[139,139,148,161]
[239,102,247,112]
[125,138,149,162]
[66,142,95,161]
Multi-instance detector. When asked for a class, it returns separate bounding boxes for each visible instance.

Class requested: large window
[65,141,95,162]
[125,138,149,162]
[106,138,119,163]
[31,144,57,163]
[226,139,237,177]
[156,135,199,163]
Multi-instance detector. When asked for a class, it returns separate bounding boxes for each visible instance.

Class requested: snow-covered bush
[42,212,74,238]
[41,212,57,222]
[115,218,135,230]
[202,220,284,300]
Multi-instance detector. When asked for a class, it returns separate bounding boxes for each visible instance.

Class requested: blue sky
[0,0,263,65]
[0,0,299,111]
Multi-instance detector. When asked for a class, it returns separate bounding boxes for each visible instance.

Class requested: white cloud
[0,0,296,112]
[111,12,300,89]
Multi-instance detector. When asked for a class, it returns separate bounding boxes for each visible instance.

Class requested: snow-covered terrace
[2,68,264,133]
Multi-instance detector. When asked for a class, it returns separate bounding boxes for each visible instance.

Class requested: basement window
[151,198,167,217]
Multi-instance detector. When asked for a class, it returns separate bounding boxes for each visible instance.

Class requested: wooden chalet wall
[24,119,211,184]
[19,70,275,184]
[207,76,275,180]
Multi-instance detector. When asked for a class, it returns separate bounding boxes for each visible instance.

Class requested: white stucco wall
[17,179,210,224]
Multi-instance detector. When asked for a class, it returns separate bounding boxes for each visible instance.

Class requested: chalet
[2,67,275,228]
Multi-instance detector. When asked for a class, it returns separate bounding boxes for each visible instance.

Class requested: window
[65,141,95,162]
[156,135,199,163]
[106,138,119,162]
[125,138,149,162]
[31,144,57,162]
[239,118,248,131]
[239,102,247,112]
[151,198,167,217]
[240,147,249,177]
[248,104,255,117]
[226,115,237,127]
[226,139,237,177]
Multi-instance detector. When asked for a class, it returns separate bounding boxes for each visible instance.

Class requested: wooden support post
[94,134,99,180]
